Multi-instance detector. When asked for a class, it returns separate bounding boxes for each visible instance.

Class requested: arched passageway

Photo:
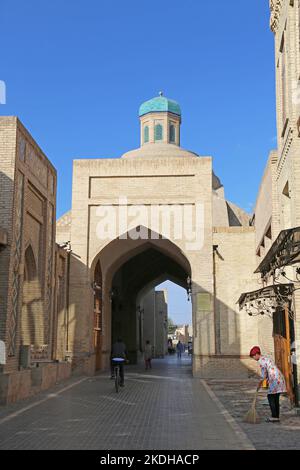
[93,231,192,367]
[137,279,192,362]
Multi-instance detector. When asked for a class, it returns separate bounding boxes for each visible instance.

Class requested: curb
[200,379,256,451]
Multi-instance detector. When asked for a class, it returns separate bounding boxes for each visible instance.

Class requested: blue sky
[0,0,276,324]
[156,281,192,327]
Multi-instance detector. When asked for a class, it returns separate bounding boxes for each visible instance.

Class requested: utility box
[19,345,31,369]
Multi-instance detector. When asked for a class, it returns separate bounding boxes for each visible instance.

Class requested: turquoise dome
[139,94,181,117]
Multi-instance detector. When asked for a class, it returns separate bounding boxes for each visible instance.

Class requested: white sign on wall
[0,341,6,365]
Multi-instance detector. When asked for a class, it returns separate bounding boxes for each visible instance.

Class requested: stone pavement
[0,354,252,450]
[207,379,300,450]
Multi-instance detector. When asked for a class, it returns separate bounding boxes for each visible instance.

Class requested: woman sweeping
[250,346,287,423]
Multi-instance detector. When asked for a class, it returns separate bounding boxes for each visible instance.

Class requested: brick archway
[91,228,192,368]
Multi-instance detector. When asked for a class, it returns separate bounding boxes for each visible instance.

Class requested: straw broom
[243,391,260,424]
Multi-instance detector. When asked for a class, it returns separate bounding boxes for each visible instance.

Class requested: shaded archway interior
[111,246,191,363]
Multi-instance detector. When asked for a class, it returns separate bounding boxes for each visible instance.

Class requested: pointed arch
[89,227,193,367]
[21,244,44,347]
[24,244,37,282]
[144,125,149,143]
[90,225,192,284]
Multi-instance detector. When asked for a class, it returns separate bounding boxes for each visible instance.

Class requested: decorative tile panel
[26,145,48,188]
[44,204,54,349]
[7,171,24,356]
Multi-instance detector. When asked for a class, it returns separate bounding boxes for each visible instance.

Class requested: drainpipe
[153,293,156,357]
[64,242,71,360]
[213,245,221,355]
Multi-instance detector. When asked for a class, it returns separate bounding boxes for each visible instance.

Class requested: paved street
[0,354,252,450]
[207,379,300,450]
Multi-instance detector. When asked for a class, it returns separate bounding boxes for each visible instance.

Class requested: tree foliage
[168,317,177,334]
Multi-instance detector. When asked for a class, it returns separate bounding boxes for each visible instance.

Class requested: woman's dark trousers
[268,393,281,418]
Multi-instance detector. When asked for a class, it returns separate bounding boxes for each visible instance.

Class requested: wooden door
[94,312,102,371]
[274,304,294,403]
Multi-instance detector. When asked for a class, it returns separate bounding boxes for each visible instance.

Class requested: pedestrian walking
[250,346,287,423]
[176,341,184,359]
[144,340,152,370]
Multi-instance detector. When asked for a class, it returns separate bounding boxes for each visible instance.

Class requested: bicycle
[112,357,125,393]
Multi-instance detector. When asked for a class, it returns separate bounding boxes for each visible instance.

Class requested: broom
[243,391,260,424]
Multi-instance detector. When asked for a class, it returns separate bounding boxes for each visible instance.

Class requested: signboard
[197,293,211,311]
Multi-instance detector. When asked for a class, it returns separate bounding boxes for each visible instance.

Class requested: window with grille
[144,126,149,143]
[169,124,176,143]
[155,124,163,141]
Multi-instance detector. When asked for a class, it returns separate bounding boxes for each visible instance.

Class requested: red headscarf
[249,346,261,357]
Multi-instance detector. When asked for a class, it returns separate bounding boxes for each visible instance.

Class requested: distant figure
[176,341,184,359]
[168,338,173,355]
[111,338,127,386]
[144,340,152,370]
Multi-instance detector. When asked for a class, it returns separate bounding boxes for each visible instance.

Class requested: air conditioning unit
[19,345,31,369]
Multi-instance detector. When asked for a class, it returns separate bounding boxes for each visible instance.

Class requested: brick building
[0,117,70,403]
[2,2,299,406]
[55,94,268,379]
[174,325,192,345]
[138,289,168,358]
[239,1,300,405]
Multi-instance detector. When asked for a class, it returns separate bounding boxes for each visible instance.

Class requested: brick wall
[0,117,17,348]
[213,227,273,356]
[0,117,58,373]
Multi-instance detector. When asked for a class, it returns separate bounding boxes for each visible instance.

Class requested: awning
[238,283,294,311]
[255,227,300,277]
[0,228,7,247]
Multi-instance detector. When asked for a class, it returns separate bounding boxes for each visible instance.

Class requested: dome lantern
[139,93,181,147]
[139,93,182,118]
